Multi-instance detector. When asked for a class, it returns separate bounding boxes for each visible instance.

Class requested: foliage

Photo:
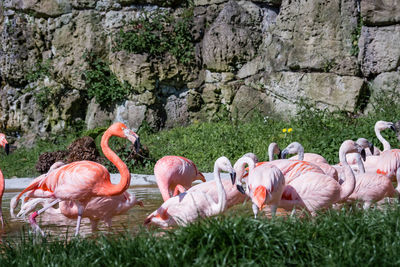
[350,16,363,57]
[83,52,131,108]
[2,206,400,265]
[1,90,400,177]
[113,8,195,64]
[25,60,51,83]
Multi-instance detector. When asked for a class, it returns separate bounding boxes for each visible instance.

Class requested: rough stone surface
[262,72,365,113]
[1,0,400,144]
[361,0,400,26]
[359,25,400,77]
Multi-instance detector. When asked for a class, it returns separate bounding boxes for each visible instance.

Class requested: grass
[1,90,400,178]
[2,205,400,265]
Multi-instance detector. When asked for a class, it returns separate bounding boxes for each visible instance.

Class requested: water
[0,185,288,242]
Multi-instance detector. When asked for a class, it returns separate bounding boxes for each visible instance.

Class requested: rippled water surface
[1,185,288,241]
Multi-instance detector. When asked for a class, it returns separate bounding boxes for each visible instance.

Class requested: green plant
[25,60,51,82]
[350,16,363,57]
[113,8,195,64]
[83,52,131,108]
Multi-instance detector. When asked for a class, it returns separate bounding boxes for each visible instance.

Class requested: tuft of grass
[2,206,400,265]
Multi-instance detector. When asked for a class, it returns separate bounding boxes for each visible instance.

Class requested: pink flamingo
[278,140,362,215]
[186,154,257,210]
[17,191,143,232]
[243,164,285,218]
[0,133,9,228]
[144,156,235,228]
[268,143,281,161]
[282,142,328,164]
[342,154,397,209]
[281,142,338,181]
[374,120,396,153]
[154,155,205,201]
[11,122,140,236]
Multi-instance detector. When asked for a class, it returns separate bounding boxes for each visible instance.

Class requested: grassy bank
[1,91,400,178]
[2,205,400,265]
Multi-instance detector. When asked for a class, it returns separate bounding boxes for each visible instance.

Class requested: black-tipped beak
[277,150,282,160]
[390,124,396,131]
[236,184,246,194]
[361,149,366,161]
[134,137,140,153]
[230,171,236,185]
[4,143,9,155]
[281,149,288,159]
[369,143,374,155]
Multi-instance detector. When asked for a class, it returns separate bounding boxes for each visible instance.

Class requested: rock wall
[0,0,399,143]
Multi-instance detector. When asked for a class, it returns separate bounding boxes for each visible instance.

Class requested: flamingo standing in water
[154,156,205,201]
[11,122,140,236]
[278,140,362,215]
[144,156,235,228]
[281,142,338,181]
[15,162,143,232]
[0,133,9,228]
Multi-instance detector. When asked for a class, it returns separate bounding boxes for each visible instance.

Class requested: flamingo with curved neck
[375,120,395,152]
[144,156,235,228]
[268,143,281,161]
[12,122,140,236]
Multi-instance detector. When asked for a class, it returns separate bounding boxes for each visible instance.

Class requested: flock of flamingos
[0,120,399,236]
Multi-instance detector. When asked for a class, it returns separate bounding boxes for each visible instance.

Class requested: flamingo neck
[268,143,277,161]
[355,154,365,173]
[214,164,227,213]
[100,130,131,196]
[375,127,391,151]
[0,169,4,217]
[297,146,304,161]
[338,148,356,201]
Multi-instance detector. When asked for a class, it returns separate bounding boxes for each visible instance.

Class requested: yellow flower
[282,128,287,133]
[288,128,293,133]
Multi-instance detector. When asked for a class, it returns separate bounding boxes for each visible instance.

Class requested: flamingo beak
[361,149,366,161]
[236,184,246,194]
[390,124,396,131]
[369,143,374,156]
[134,137,140,153]
[281,149,288,159]
[230,171,236,185]
[4,143,9,155]
[277,150,282,160]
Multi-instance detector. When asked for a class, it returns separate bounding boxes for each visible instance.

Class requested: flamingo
[186,154,256,210]
[11,122,140,236]
[374,120,396,153]
[282,142,328,164]
[0,133,9,228]
[342,154,397,209]
[281,142,338,181]
[268,143,281,161]
[242,164,285,218]
[154,155,205,201]
[144,156,235,228]
[278,140,363,215]
[17,191,143,232]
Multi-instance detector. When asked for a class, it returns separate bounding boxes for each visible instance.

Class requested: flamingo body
[154,156,205,201]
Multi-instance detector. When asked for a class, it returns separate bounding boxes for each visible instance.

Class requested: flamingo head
[341,140,366,161]
[215,156,236,185]
[0,133,9,155]
[375,120,396,132]
[281,142,303,159]
[144,208,171,228]
[356,138,374,157]
[268,143,281,160]
[234,155,257,194]
[108,122,140,153]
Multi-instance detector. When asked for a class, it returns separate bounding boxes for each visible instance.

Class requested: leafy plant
[114,8,195,64]
[83,52,131,108]
[350,16,363,57]
[25,60,51,82]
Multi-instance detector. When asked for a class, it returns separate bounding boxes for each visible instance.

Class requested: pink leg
[29,198,61,236]
[173,184,187,196]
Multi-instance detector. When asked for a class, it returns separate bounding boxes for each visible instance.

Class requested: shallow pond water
[0,184,288,242]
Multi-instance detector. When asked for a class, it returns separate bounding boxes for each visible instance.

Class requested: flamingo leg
[270,205,277,217]
[363,202,371,210]
[0,208,4,228]
[29,198,61,236]
[252,203,258,218]
[74,203,84,236]
[173,184,186,196]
